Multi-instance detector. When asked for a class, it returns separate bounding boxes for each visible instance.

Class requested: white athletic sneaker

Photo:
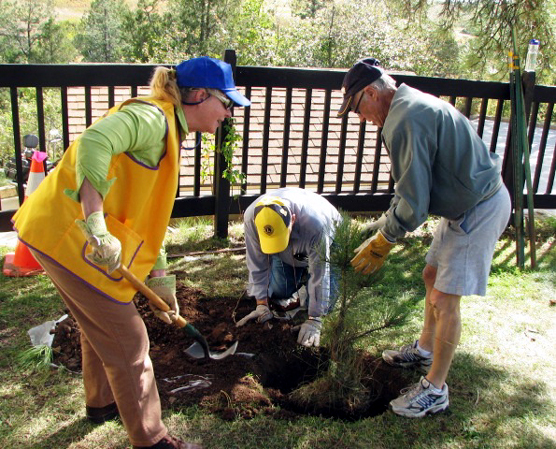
[390,376,449,418]
[382,340,433,373]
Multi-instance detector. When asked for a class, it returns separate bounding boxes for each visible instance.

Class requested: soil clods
[52,282,408,420]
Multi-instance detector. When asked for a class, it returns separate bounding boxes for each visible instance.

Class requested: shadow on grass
[10,351,554,449]
[167,235,233,256]
[163,347,556,449]
[535,240,556,275]
[416,351,556,448]
[491,238,516,272]
[492,235,556,274]
[15,419,126,449]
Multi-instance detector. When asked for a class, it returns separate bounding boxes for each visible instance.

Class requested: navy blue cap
[337,58,383,116]
[176,57,251,107]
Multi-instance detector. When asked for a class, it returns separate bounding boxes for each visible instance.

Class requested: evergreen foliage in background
[0,0,77,63]
[0,0,553,166]
[74,0,130,62]
[393,0,555,84]
[0,0,552,83]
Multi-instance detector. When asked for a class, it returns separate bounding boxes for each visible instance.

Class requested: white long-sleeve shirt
[244,188,342,317]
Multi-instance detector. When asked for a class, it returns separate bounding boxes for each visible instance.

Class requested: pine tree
[290,213,415,416]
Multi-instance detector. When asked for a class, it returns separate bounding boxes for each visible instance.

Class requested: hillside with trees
[0,0,553,84]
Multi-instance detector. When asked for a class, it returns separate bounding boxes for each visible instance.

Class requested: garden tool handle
[117,265,188,329]
[118,265,211,359]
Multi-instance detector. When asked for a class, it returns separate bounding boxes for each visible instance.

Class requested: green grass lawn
[0,217,554,448]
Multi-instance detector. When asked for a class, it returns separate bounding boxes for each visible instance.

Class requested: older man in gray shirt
[237,187,341,347]
[338,58,511,418]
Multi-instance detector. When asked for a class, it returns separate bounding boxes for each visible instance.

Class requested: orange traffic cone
[3,151,47,277]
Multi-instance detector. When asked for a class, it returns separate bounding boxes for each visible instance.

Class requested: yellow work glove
[351,230,395,275]
[146,275,179,325]
[75,211,122,274]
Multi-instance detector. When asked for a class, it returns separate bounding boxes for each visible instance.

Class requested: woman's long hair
[149,66,226,107]
[149,66,183,107]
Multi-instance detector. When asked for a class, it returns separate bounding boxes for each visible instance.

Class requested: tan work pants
[32,251,167,447]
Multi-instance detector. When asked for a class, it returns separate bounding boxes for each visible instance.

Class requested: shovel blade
[184,340,238,360]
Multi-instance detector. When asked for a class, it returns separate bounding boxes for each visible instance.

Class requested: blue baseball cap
[176,57,251,107]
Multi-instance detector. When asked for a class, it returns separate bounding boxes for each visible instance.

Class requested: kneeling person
[238,188,341,347]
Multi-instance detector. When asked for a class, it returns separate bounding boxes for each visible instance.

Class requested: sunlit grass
[165,217,245,255]
[172,253,247,298]
[0,216,554,448]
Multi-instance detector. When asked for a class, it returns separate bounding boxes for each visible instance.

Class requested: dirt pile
[52,283,407,420]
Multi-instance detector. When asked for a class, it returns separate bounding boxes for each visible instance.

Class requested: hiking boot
[133,434,202,449]
[382,340,433,373]
[85,402,119,424]
[390,376,449,418]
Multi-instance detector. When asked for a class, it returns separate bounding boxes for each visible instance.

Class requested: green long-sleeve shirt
[65,99,189,270]
[66,100,188,201]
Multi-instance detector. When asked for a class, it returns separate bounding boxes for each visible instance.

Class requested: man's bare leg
[418,264,461,388]
[418,264,438,352]
[427,289,461,388]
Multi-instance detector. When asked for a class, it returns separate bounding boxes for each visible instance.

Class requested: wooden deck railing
[0,50,554,235]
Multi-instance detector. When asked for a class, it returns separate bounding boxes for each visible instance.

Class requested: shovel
[117,265,238,361]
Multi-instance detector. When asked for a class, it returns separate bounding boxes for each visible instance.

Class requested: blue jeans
[267,256,307,299]
[268,256,339,314]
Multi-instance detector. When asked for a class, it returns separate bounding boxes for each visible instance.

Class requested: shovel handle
[117,265,188,329]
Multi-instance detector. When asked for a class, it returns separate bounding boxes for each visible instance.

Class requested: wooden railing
[0,50,554,235]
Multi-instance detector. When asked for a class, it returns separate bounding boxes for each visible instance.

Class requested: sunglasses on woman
[182,90,234,111]
[211,91,234,111]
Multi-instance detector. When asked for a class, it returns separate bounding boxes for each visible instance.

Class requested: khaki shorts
[425,185,511,296]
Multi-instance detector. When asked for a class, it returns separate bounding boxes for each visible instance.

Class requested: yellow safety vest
[13,97,181,304]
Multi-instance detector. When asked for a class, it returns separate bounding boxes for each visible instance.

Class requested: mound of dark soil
[52,282,408,420]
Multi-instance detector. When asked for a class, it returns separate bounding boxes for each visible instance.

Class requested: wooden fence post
[522,71,535,121]
[10,88,25,205]
[213,49,236,238]
[502,67,537,227]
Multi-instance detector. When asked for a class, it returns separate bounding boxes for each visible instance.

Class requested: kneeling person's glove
[146,275,179,324]
[76,211,121,274]
[297,317,322,347]
[236,305,273,327]
[351,230,395,275]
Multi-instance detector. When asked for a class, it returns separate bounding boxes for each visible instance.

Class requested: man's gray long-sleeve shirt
[244,188,342,318]
[381,84,503,240]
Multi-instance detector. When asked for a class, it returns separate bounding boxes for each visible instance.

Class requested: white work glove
[75,211,121,274]
[297,285,309,309]
[146,275,179,324]
[296,317,322,347]
[360,214,387,240]
[236,304,273,327]
[274,285,308,311]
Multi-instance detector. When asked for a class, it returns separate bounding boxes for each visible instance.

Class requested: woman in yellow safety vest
[13,57,250,449]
